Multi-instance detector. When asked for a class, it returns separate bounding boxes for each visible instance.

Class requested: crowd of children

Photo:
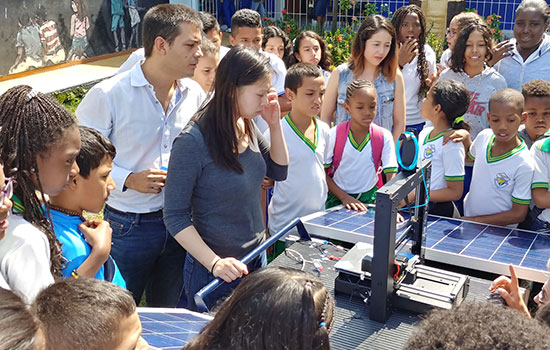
[2,1,550,349]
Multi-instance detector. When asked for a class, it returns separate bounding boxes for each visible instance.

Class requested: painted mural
[0,0,168,77]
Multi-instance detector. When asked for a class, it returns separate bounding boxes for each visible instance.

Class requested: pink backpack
[326,121,385,188]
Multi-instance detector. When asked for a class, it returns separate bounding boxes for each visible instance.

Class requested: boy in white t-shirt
[530,137,550,232]
[463,89,534,226]
[266,63,330,234]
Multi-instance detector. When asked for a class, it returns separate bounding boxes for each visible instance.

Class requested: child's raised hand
[342,195,368,212]
[79,219,112,259]
[443,129,469,145]
[261,88,282,128]
[488,40,514,67]
[489,264,531,318]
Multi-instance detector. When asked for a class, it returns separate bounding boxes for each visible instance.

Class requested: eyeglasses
[1,178,13,205]
[446,28,457,37]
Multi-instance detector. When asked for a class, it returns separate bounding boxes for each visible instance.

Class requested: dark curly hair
[0,85,78,276]
[522,79,550,99]
[184,267,335,350]
[431,79,471,130]
[450,21,494,73]
[262,26,293,68]
[391,5,429,102]
[405,301,549,350]
[288,30,333,72]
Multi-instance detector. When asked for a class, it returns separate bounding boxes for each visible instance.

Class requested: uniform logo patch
[424,144,436,159]
[494,172,510,188]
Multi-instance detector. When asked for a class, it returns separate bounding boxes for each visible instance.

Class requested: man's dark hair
[76,126,116,178]
[285,63,323,93]
[33,278,136,350]
[405,301,549,350]
[199,11,220,33]
[231,9,261,37]
[142,4,203,57]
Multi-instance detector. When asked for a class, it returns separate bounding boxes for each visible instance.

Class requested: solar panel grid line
[518,232,539,266]
[302,207,550,282]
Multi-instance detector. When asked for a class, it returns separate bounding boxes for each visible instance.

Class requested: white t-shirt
[440,48,452,69]
[325,126,398,194]
[531,139,550,223]
[0,214,54,303]
[260,50,287,96]
[418,127,465,192]
[464,129,534,219]
[439,66,507,141]
[403,45,437,126]
[267,116,331,233]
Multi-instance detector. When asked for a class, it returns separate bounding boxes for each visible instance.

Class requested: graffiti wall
[0,0,168,77]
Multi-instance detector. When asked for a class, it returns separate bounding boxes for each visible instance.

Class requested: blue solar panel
[138,307,211,349]
[301,207,550,282]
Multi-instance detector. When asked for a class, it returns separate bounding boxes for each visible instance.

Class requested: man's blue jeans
[105,205,186,307]
[184,251,267,311]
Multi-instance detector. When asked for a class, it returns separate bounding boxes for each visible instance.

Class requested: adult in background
[76,4,205,307]
[493,0,550,91]
[164,46,288,311]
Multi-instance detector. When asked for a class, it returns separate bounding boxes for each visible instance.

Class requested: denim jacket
[335,63,396,131]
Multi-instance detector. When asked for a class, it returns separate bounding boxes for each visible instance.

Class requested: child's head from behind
[34,278,140,350]
[422,79,470,129]
[488,88,526,143]
[450,21,493,73]
[0,288,44,350]
[292,31,333,71]
[405,301,548,350]
[351,15,398,81]
[285,63,325,118]
[262,26,291,62]
[192,38,220,93]
[345,79,377,129]
[522,79,550,141]
[447,12,483,51]
[52,126,116,214]
[230,9,262,51]
[184,267,334,350]
[0,85,80,276]
[199,11,222,51]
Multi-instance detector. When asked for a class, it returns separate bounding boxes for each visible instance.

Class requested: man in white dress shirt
[76,4,205,307]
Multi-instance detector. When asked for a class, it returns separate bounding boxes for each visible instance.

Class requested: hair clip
[319,322,326,327]
[305,281,313,287]
[454,116,464,124]
[26,89,39,102]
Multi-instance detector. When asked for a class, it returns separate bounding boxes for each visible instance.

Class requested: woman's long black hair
[194,46,272,174]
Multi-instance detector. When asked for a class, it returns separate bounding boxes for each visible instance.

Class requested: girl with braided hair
[391,5,437,133]
[0,85,81,303]
[184,266,334,350]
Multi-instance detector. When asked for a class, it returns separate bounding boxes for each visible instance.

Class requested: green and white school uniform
[267,116,331,234]
[464,129,534,221]
[418,127,465,191]
[531,139,550,223]
[324,125,397,205]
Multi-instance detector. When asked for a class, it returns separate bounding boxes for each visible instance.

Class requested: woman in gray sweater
[164,46,288,311]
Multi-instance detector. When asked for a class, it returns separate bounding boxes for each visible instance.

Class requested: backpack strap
[327,121,351,177]
[369,123,385,188]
